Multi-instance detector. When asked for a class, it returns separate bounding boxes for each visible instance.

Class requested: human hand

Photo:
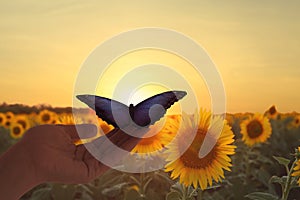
[19,124,110,184]
[0,124,145,199]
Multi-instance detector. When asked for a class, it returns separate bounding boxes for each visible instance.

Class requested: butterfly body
[77,90,187,128]
[129,104,134,120]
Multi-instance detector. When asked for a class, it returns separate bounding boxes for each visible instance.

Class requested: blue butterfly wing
[133,90,187,127]
[76,95,131,128]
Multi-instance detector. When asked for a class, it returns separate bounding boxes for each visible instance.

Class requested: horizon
[1,1,299,113]
[0,101,298,115]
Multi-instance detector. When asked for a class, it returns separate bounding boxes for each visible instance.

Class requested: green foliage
[30,188,52,200]
[1,107,300,199]
[245,192,279,200]
[273,156,290,168]
[0,127,14,154]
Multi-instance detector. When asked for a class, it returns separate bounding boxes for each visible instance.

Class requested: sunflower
[290,115,300,128]
[14,114,31,130]
[57,113,76,125]
[98,118,114,134]
[292,147,300,185]
[5,111,14,120]
[240,113,272,146]
[131,115,181,155]
[0,112,7,127]
[165,110,236,190]
[3,111,15,129]
[225,113,235,127]
[38,109,57,124]
[9,122,25,139]
[80,112,99,124]
[264,105,278,120]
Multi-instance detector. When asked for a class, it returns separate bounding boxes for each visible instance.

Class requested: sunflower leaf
[30,188,52,200]
[101,182,128,197]
[51,184,76,200]
[245,192,279,200]
[170,182,184,196]
[154,171,174,184]
[273,156,290,167]
[76,184,93,195]
[269,176,286,187]
[130,175,141,186]
[143,177,153,193]
[290,176,300,189]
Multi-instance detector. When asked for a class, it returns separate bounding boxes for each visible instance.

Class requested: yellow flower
[3,111,15,129]
[165,110,236,190]
[264,105,278,120]
[290,115,300,128]
[0,112,7,127]
[98,118,114,134]
[225,114,235,127]
[14,114,31,130]
[5,111,14,120]
[240,113,272,146]
[10,122,25,139]
[57,113,76,125]
[38,109,57,124]
[131,115,180,155]
[128,184,139,192]
[292,147,300,186]
[80,111,99,124]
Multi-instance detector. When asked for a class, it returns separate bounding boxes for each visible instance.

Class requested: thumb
[57,124,98,140]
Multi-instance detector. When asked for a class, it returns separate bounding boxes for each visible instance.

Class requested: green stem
[182,184,187,200]
[139,172,145,197]
[197,189,203,200]
[281,159,297,200]
[180,183,190,200]
[188,187,198,198]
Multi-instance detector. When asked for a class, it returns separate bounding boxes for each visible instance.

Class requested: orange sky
[0,1,300,113]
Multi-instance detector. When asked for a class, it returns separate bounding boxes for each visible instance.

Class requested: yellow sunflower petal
[240,113,272,147]
[164,110,235,190]
[292,155,300,186]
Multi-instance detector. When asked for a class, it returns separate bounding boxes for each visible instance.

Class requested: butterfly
[77,90,187,129]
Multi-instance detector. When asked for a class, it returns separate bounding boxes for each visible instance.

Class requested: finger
[85,157,110,179]
[58,124,98,140]
[83,149,110,178]
[49,159,95,184]
[92,128,140,151]
[84,129,140,168]
[74,145,87,160]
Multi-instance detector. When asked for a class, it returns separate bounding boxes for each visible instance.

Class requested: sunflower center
[246,120,263,138]
[5,121,11,127]
[179,128,217,169]
[269,106,276,115]
[42,114,50,122]
[17,120,27,129]
[13,127,21,135]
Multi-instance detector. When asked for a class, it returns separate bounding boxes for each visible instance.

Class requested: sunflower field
[0,104,300,200]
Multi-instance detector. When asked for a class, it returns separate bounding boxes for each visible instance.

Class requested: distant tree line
[0,103,88,114]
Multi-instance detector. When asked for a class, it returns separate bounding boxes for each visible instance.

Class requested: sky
[0,0,299,113]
